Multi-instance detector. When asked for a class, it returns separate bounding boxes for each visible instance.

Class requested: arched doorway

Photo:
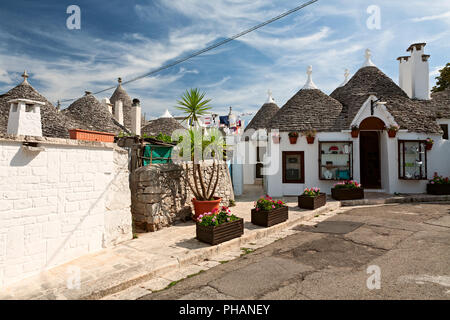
[359,117,385,189]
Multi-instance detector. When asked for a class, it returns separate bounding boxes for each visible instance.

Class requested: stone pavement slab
[294,220,364,234]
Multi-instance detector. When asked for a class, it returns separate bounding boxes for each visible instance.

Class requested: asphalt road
[140,202,450,300]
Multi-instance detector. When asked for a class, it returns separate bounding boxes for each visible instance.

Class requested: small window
[319,141,353,180]
[282,151,304,183]
[440,124,449,140]
[398,140,427,180]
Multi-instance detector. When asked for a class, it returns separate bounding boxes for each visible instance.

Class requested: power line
[60,0,319,103]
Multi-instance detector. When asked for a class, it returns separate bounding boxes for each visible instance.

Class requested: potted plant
[196,206,243,245]
[350,125,360,138]
[426,172,450,195]
[251,195,288,227]
[298,187,326,210]
[272,133,281,144]
[175,89,225,221]
[425,138,434,150]
[303,129,316,144]
[387,125,399,138]
[288,132,299,144]
[331,180,364,200]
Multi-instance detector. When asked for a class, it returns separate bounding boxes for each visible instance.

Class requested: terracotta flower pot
[289,136,298,144]
[272,136,281,144]
[192,197,221,221]
[425,143,433,151]
[351,130,359,138]
[306,136,315,144]
[387,130,397,138]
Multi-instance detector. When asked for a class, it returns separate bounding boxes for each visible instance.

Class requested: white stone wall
[0,136,132,288]
[263,130,450,197]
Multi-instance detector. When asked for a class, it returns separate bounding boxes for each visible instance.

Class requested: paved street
[140,203,450,300]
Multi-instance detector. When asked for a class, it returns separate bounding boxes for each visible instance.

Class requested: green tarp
[143,145,173,166]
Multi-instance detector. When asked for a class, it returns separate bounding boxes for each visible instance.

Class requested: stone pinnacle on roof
[339,69,350,87]
[161,109,173,118]
[302,65,318,90]
[266,89,275,103]
[118,77,122,85]
[362,49,376,68]
[21,70,29,85]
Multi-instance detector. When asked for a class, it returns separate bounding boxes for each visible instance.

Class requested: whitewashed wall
[0,135,132,288]
[264,130,449,197]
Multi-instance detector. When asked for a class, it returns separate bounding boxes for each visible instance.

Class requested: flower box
[69,129,115,143]
[425,143,433,151]
[331,188,364,200]
[426,184,450,195]
[251,206,288,227]
[298,193,326,210]
[196,218,244,245]
[272,136,281,144]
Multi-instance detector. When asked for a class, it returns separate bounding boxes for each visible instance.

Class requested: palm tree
[176,88,211,127]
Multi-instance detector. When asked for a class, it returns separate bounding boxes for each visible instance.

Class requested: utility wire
[60,0,318,103]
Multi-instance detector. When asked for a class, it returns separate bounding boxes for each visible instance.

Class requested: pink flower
[272,205,275,209]
[431,181,435,184]
[227,217,230,221]
[256,208,260,211]
[198,218,202,222]
[199,214,203,219]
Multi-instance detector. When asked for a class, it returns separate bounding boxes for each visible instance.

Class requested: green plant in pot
[174,89,228,221]
[387,125,399,138]
[351,125,359,138]
[303,129,316,144]
[288,131,299,144]
[425,138,434,150]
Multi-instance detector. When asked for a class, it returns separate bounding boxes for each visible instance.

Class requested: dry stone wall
[131,161,234,232]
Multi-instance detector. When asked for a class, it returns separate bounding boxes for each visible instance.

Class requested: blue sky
[0,0,449,122]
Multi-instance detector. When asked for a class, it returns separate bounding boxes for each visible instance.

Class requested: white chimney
[7,98,45,137]
[114,100,124,125]
[101,97,113,114]
[131,98,141,136]
[398,43,430,100]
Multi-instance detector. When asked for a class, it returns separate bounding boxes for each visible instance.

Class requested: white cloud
[0,68,13,84]
[0,0,448,120]
[411,11,450,22]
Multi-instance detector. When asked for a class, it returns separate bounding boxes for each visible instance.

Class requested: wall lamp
[370,98,387,115]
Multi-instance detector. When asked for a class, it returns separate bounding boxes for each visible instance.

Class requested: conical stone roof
[141,111,185,137]
[63,92,127,134]
[110,78,133,129]
[245,91,280,132]
[269,88,343,132]
[0,75,83,138]
[331,66,441,134]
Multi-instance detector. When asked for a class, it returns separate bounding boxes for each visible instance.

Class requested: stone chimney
[101,97,113,114]
[131,98,141,136]
[398,43,430,100]
[114,100,124,125]
[7,98,45,137]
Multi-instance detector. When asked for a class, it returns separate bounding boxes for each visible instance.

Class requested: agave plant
[174,127,226,201]
[176,88,211,127]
